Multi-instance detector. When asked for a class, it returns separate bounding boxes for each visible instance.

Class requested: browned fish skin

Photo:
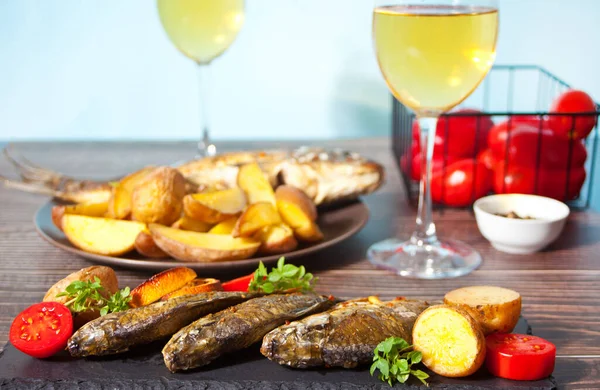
[162,293,335,372]
[67,291,257,357]
[261,297,429,369]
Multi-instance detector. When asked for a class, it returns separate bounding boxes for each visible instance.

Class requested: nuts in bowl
[473,194,570,254]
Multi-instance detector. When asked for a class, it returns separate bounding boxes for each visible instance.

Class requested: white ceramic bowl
[473,194,570,254]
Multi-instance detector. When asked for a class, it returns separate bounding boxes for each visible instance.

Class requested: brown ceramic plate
[34,199,369,272]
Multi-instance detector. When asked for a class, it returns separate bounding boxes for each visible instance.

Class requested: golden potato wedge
[171,216,212,233]
[232,202,282,238]
[237,162,276,205]
[444,286,522,335]
[129,266,197,308]
[254,224,298,255]
[294,221,325,242]
[66,188,112,205]
[51,201,109,231]
[107,166,156,219]
[149,223,260,263]
[413,304,486,378]
[275,185,323,242]
[208,217,238,235]
[183,187,246,224]
[134,230,169,258]
[131,167,187,226]
[43,266,118,328]
[160,278,222,300]
[62,215,146,256]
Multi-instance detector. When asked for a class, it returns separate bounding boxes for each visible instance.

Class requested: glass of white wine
[369,0,498,278]
[157,0,245,157]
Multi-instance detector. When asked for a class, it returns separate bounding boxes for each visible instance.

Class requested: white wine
[158,0,245,64]
[373,5,498,116]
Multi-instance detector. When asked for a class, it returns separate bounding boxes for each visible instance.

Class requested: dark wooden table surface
[0,139,599,389]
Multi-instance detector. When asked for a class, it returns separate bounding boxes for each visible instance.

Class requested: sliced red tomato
[413,108,494,158]
[431,159,492,207]
[221,274,255,292]
[489,119,587,169]
[486,333,556,381]
[549,89,597,139]
[410,152,461,182]
[9,302,73,358]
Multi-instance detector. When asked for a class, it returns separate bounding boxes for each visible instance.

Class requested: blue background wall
[1,0,599,207]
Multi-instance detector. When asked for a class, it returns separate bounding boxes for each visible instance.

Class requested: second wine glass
[158,0,245,157]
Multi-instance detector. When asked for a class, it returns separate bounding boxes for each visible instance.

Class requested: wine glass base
[367,237,481,279]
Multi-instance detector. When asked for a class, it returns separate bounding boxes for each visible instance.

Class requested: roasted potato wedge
[237,162,276,205]
[62,215,146,256]
[183,187,246,224]
[129,266,197,308]
[131,167,187,226]
[275,185,324,242]
[171,216,212,232]
[43,266,118,328]
[232,202,282,238]
[160,278,222,300]
[107,166,156,219]
[208,217,238,235]
[149,223,260,263]
[413,304,486,378]
[444,286,522,335]
[51,201,109,231]
[134,230,169,258]
[254,224,298,255]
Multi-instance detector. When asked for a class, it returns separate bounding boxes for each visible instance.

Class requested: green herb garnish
[370,337,429,387]
[248,257,315,293]
[57,276,131,316]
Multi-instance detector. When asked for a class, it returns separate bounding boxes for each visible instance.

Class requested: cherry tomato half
[221,274,254,292]
[9,302,73,358]
[549,89,597,140]
[431,159,492,207]
[486,333,556,381]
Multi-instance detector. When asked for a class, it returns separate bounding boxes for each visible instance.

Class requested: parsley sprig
[56,276,131,316]
[248,257,315,293]
[370,337,429,387]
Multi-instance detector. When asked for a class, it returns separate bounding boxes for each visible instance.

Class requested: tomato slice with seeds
[486,333,556,381]
[9,302,73,358]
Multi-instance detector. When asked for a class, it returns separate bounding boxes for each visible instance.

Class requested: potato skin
[51,206,65,231]
[275,185,318,222]
[134,230,169,258]
[43,266,118,328]
[131,167,186,226]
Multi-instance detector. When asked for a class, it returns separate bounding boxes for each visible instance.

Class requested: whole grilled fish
[261,297,430,369]
[162,293,335,372]
[1,146,384,206]
[68,291,258,357]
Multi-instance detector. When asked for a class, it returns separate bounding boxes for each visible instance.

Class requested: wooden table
[0,139,598,389]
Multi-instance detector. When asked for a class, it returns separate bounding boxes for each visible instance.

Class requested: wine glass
[369,0,498,278]
[157,0,245,157]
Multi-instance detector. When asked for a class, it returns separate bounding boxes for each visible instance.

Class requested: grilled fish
[162,293,335,372]
[261,297,430,369]
[68,291,258,357]
[1,146,384,206]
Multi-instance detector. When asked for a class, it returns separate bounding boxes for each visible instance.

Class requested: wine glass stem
[197,63,216,157]
[412,116,439,246]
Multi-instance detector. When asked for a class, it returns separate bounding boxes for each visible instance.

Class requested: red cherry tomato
[477,149,495,171]
[431,159,492,207]
[413,109,494,158]
[400,143,420,176]
[486,333,556,381]
[9,302,73,358]
[549,89,597,139]
[221,274,255,292]
[410,152,460,182]
[489,119,587,169]
[493,162,586,201]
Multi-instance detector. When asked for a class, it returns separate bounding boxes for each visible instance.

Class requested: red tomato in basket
[549,89,597,139]
[486,333,556,381]
[489,120,587,169]
[431,159,492,207]
[410,152,461,182]
[400,143,420,176]
[9,302,73,358]
[413,108,494,157]
[493,161,586,201]
[477,149,496,171]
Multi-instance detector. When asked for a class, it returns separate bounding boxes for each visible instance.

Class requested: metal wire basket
[391,65,599,209]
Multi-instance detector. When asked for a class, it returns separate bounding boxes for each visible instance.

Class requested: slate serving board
[0,317,555,390]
